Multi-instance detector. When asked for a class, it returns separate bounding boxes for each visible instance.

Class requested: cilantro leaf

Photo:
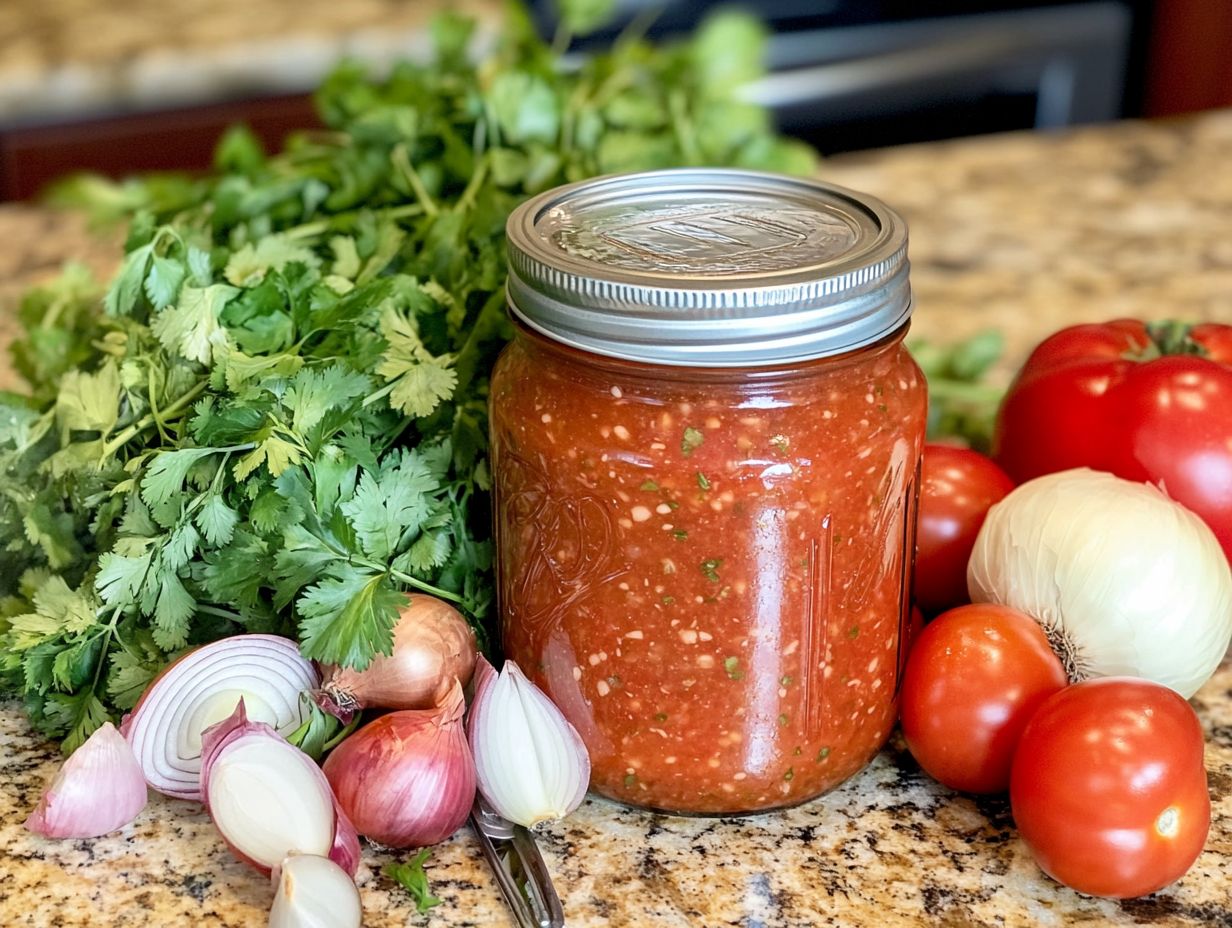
[376,304,458,418]
[144,254,186,310]
[297,571,407,669]
[385,849,443,914]
[152,283,239,364]
[196,493,240,547]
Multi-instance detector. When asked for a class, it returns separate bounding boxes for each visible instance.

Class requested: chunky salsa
[492,324,927,814]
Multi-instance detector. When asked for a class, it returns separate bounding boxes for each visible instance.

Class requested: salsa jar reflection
[491,169,927,814]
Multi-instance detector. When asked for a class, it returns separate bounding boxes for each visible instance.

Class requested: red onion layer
[125,634,319,800]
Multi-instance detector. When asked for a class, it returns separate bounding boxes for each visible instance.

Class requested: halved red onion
[200,701,357,877]
[468,657,590,828]
[124,634,319,800]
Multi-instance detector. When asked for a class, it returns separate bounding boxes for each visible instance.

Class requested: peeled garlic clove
[467,657,590,828]
[269,853,362,928]
[26,722,148,839]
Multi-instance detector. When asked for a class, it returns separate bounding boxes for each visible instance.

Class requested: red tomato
[898,604,1067,794]
[995,319,1232,561]
[914,445,1014,616]
[1011,678,1210,899]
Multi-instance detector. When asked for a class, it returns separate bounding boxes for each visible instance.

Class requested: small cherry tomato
[915,445,1014,616]
[1010,677,1210,899]
[898,603,1067,794]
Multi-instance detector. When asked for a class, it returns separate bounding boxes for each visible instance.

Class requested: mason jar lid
[504,168,911,367]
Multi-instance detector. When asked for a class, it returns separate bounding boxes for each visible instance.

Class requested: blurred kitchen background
[0,0,1227,202]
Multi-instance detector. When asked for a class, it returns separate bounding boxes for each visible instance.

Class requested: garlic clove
[269,853,362,928]
[468,658,590,828]
[26,722,148,839]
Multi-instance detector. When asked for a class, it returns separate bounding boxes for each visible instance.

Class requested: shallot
[25,722,147,839]
[323,681,475,848]
[318,594,477,721]
[468,657,590,828]
[269,853,362,928]
[200,701,357,876]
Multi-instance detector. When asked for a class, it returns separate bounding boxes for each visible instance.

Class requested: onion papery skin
[126,634,319,800]
[322,682,475,848]
[318,594,478,722]
[199,701,356,877]
[968,468,1232,698]
[25,722,148,839]
[468,658,590,828]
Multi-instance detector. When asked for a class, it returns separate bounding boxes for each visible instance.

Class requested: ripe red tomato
[995,319,1232,562]
[898,604,1067,794]
[914,445,1014,616]
[1010,678,1210,899]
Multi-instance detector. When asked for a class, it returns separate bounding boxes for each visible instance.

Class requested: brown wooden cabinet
[0,93,321,201]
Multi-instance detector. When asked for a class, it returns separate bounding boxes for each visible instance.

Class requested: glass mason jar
[491,170,926,815]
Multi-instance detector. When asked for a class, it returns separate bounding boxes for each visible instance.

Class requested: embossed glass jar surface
[492,169,926,814]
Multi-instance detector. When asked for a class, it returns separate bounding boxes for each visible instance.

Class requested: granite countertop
[4,112,1232,926]
[0,0,499,126]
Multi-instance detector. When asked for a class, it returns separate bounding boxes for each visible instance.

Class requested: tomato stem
[1145,320,1207,358]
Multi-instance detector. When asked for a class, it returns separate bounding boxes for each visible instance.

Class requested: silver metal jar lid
[504,168,911,367]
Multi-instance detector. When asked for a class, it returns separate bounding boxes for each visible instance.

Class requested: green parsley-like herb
[681,426,704,456]
[672,529,689,541]
[769,434,790,455]
[778,713,789,727]
[639,479,660,492]
[0,1,816,749]
[817,746,832,762]
[724,656,743,680]
[784,766,794,781]
[696,471,711,491]
[624,772,638,788]
[654,711,669,722]
[780,674,794,687]
[700,558,722,582]
[385,849,443,914]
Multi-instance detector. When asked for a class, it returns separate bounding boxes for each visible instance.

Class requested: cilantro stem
[392,144,439,217]
[383,565,464,604]
[361,381,398,408]
[102,380,208,457]
[455,154,490,213]
[195,604,245,622]
[146,365,172,445]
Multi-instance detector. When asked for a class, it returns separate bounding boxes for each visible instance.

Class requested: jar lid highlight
[505,168,911,367]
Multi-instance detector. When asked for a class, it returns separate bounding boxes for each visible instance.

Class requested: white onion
[269,854,362,928]
[25,722,148,839]
[968,468,1232,697]
[200,700,357,877]
[124,634,319,800]
[467,657,590,828]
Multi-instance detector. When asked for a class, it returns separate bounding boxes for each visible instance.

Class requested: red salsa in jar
[493,170,926,814]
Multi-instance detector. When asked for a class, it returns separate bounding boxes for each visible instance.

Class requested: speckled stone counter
[0,0,498,125]
[4,112,1232,926]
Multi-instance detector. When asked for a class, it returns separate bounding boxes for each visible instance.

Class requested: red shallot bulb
[319,595,478,722]
[323,681,475,848]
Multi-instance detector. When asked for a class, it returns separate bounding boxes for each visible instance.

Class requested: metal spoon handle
[471,797,565,928]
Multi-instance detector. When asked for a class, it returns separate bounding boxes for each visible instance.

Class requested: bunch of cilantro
[0,1,816,750]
